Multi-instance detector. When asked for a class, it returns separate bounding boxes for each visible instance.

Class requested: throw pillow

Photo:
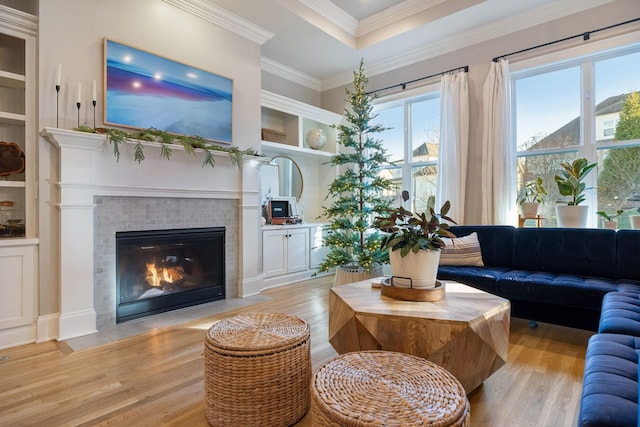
[439,232,484,266]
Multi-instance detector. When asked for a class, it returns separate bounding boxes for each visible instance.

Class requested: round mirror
[272,155,303,201]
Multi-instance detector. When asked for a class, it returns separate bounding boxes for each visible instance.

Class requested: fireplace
[116,227,225,323]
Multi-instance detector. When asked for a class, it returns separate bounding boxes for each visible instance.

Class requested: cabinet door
[263,231,287,277]
[286,229,309,273]
[0,244,35,330]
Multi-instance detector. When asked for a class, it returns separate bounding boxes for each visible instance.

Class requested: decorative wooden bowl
[380,278,445,302]
[0,141,25,176]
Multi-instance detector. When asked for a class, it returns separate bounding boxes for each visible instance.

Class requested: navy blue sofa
[435,226,640,426]
[437,226,640,331]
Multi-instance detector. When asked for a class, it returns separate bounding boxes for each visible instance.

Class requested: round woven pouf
[204,312,311,427]
[311,351,470,427]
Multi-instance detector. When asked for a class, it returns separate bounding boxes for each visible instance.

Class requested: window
[513,41,640,228]
[374,89,440,212]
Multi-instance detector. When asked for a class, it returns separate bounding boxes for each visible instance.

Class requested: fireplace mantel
[41,127,266,340]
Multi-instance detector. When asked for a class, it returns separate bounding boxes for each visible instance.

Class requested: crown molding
[162,0,274,45]
[299,0,357,35]
[322,0,617,90]
[0,4,37,36]
[357,0,446,37]
[262,57,321,91]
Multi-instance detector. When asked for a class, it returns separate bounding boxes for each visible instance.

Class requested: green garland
[73,125,259,168]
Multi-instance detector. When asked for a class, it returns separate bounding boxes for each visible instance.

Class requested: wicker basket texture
[261,128,287,144]
[204,312,311,427]
[311,351,470,427]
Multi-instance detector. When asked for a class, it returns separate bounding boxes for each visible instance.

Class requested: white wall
[320,0,640,224]
[37,0,263,317]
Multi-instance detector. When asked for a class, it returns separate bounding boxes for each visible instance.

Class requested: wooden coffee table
[329,280,510,393]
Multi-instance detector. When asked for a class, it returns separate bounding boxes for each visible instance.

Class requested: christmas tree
[316,60,394,273]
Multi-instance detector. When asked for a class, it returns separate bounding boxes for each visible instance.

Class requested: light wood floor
[0,275,591,426]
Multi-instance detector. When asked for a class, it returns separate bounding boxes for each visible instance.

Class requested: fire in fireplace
[116,227,225,323]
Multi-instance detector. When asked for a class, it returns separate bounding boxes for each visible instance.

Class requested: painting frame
[103,38,233,144]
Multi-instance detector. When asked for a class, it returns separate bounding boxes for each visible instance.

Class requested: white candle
[56,64,61,86]
[77,82,81,103]
[92,80,96,101]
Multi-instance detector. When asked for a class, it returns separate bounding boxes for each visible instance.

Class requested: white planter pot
[389,248,440,289]
[521,202,539,218]
[556,205,589,228]
[631,216,640,230]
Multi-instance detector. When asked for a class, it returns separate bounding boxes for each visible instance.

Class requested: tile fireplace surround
[42,128,265,340]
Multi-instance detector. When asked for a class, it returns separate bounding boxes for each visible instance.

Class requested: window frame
[372,83,441,206]
[510,30,640,228]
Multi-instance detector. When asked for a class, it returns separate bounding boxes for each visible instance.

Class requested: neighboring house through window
[512,36,640,228]
[373,85,440,213]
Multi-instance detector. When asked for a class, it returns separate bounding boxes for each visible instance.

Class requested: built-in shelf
[0,69,25,89]
[0,180,25,188]
[260,90,342,158]
[261,140,333,159]
[0,111,26,125]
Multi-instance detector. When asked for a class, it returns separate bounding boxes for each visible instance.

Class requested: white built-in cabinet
[263,227,309,278]
[0,5,38,350]
[262,224,330,288]
[259,91,341,286]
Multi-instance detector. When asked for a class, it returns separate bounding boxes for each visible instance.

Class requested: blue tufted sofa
[435,226,640,427]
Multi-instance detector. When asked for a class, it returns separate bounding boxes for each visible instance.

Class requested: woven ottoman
[204,312,311,427]
[311,351,470,426]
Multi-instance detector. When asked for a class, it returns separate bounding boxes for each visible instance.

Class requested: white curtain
[436,70,469,224]
[481,59,517,225]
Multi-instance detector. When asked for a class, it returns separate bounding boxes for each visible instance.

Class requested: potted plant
[374,191,456,289]
[517,177,547,218]
[315,60,395,285]
[554,158,597,228]
[596,209,625,229]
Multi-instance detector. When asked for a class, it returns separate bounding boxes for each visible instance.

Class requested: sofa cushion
[579,333,639,427]
[616,230,640,281]
[437,266,508,294]
[448,225,515,269]
[599,292,640,335]
[495,270,617,310]
[439,232,484,266]
[513,228,617,279]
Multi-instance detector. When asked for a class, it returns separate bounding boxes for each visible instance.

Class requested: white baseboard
[36,313,60,343]
[0,324,36,351]
[58,309,97,341]
[239,276,263,297]
[262,269,330,290]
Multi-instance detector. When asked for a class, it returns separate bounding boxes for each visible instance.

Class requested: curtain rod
[366,65,469,96]
[493,16,640,62]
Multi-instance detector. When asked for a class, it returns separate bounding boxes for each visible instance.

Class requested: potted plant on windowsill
[374,191,456,289]
[517,177,547,218]
[554,158,597,228]
[596,209,625,229]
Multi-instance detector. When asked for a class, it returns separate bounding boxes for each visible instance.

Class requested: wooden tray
[380,278,445,302]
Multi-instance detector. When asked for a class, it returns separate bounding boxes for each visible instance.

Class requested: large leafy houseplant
[315,60,394,275]
[554,158,597,206]
[374,190,455,288]
[375,190,456,257]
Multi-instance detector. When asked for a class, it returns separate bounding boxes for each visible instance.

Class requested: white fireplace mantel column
[41,127,267,340]
[43,128,103,340]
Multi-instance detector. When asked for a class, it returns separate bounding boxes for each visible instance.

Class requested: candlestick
[77,102,81,128]
[55,84,60,128]
[77,82,81,104]
[93,99,97,130]
[92,80,96,102]
[56,64,61,87]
